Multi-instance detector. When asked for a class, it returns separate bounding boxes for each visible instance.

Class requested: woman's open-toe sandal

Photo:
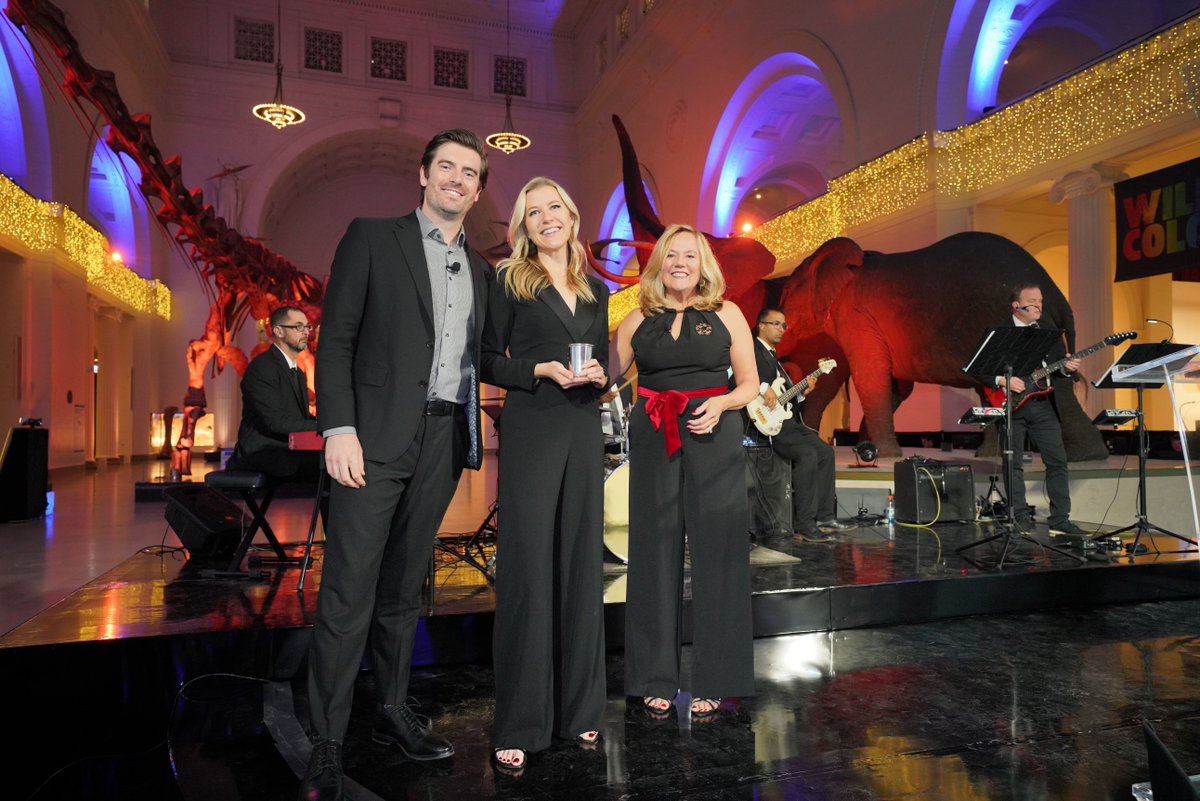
[492,747,527,777]
[689,697,722,718]
[642,696,673,720]
[576,730,601,749]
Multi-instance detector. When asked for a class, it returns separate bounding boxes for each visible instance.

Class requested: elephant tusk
[584,240,642,285]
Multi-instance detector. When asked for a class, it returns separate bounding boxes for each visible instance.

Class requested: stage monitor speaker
[894,458,975,524]
[163,485,246,562]
[0,425,49,522]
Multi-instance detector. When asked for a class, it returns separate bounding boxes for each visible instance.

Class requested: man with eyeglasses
[994,283,1085,537]
[749,308,854,543]
[229,305,322,481]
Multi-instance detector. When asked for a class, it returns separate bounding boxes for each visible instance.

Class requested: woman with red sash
[613,223,759,719]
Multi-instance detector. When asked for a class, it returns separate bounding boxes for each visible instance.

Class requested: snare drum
[603,460,630,562]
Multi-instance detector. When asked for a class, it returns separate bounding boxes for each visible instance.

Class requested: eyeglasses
[277,324,315,331]
[761,321,788,330]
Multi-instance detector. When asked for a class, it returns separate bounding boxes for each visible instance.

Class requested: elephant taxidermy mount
[608,115,1108,461]
[779,233,1109,460]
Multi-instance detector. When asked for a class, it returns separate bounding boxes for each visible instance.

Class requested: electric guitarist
[993,283,1087,537]
[749,308,854,543]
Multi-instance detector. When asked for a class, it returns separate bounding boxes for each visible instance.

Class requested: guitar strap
[767,348,794,391]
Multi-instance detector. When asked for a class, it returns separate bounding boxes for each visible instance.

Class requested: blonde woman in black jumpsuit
[481,177,609,775]
[612,224,759,719]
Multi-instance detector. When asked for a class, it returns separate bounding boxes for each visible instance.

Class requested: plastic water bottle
[885,490,895,537]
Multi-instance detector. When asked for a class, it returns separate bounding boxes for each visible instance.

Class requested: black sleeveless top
[631,308,732,393]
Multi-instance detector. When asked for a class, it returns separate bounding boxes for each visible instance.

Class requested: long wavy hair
[497,177,595,304]
[638,224,726,315]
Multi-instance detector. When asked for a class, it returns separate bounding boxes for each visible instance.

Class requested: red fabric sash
[637,385,727,457]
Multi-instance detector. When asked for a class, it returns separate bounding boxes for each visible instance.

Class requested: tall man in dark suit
[994,282,1085,536]
[749,308,854,543]
[229,305,320,480]
[300,129,491,801]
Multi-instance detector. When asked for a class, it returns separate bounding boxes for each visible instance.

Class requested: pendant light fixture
[252,0,306,129]
[485,0,531,154]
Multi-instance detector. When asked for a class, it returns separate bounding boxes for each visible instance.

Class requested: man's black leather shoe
[372,704,454,761]
[817,518,857,532]
[794,529,834,543]
[297,738,343,801]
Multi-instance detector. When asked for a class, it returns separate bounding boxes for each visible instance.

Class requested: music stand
[1097,343,1200,555]
[957,326,1086,568]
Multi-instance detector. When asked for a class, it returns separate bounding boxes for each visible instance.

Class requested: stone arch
[242,119,507,277]
[936,0,1199,128]
[85,133,149,273]
[1022,228,1070,295]
[696,31,857,235]
[0,3,51,194]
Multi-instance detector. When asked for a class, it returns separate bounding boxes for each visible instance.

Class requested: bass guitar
[981,331,1136,412]
[746,358,837,436]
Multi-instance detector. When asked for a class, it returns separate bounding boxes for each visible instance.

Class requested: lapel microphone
[447,261,462,274]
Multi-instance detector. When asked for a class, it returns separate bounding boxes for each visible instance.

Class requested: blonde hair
[497,177,596,304]
[638,224,726,315]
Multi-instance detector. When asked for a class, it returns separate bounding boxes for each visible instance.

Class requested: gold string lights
[0,173,171,319]
[751,15,1200,267]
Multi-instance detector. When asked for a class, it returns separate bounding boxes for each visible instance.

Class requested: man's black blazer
[998,317,1068,364]
[316,213,489,468]
[232,345,320,477]
[995,317,1076,417]
[753,338,783,387]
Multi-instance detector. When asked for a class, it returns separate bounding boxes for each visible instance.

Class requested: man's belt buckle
[424,399,455,416]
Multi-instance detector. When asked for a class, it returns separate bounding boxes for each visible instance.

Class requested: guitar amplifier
[894,458,975,524]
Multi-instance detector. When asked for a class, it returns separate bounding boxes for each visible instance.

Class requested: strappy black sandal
[642,696,673,720]
[689,697,722,718]
[492,747,527,777]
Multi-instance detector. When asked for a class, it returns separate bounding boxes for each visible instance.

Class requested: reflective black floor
[148,598,1200,801]
[8,462,1200,799]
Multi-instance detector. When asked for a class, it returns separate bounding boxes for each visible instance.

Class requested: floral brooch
[695,322,713,336]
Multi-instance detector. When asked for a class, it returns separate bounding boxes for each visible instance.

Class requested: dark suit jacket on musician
[315,212,490,468]
[998,317,1068,364]
[753,338,782,387]
[996,317,1075,417]
[745,338,808,439]
[230,345,320,478]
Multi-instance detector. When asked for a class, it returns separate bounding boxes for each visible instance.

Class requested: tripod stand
[433,503,498,581]
[428,400,503,607]
[1092,344,1200,555]
[957,325,1086,569]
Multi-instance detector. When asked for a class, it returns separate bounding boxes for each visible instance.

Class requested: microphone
[1146,317,1174,343]
[447,261,461,274]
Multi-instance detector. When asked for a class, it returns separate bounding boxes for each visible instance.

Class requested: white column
[1049,164,1124,417]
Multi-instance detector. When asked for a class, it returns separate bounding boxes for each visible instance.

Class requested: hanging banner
[1115,156,1200,282]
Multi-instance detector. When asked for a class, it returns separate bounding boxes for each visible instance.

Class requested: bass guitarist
[748,308,854,543]
[993,283,1086,537]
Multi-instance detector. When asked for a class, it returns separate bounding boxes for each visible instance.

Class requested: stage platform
[5,456,1200,799]
[4,514,1200,654]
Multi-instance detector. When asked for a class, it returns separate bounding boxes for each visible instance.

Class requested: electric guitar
[746,358,837,436]
[981,331,1136,412]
